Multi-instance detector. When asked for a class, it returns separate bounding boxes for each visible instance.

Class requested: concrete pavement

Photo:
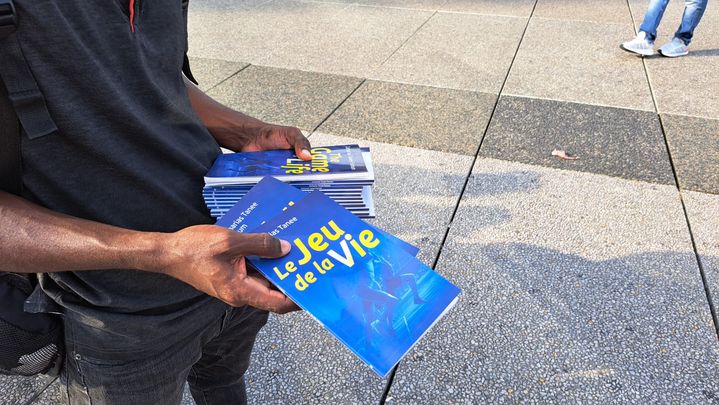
[3,0,718,403]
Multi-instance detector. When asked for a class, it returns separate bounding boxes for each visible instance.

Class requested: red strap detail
[129,0,135,32]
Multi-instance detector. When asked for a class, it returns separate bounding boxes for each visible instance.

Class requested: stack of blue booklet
[216,176,461,377]
[204,145,375,219]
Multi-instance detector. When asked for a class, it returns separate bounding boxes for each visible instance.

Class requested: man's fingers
[239,275,300,314]
[286,128,312,161]
[232,233,291,258]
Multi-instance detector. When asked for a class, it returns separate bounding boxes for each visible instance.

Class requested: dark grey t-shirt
[12,1,222,324]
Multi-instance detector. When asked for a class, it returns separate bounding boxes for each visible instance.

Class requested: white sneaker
[658,37,689,57]
[621,32,655,56]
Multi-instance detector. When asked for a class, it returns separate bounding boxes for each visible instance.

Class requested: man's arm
[184,76,313,160]
[0,191,298,313]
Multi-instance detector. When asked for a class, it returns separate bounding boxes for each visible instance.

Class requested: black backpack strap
[0,74,21,195]
[0,0,58,140]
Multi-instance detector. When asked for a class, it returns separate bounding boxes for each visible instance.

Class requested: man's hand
[158,225,300,314]
[184,76,312,160]
[218,121,313,161]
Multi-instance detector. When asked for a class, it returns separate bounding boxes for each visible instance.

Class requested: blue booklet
[206,145,370,185]
[217,177,413,255]
[247,190,460,377]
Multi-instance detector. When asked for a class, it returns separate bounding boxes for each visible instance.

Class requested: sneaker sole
[619,44,655,56]
[658,49,688,57]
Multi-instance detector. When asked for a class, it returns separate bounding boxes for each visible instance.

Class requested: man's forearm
[184,75,264,147]
[0,191,165,274]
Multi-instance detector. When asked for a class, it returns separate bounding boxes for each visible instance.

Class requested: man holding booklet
[0,1,309,404]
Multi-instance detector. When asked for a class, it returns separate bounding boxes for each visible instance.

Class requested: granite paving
[187,57,249,92]
[480,96,675,185]
[371,12,527,93]
[207,65,363,131]
[388,157,719,403]
[242,132,473,404]
[261,5,433,78]
[683,191,719,331]
[662,114,719,194]
[533,0,632,24]
[0,375,55,405]
[12,1,719,404]
[188,0,349,63]
[439,0,537,17]
[318,80,496,155]
[504,17,655,111]
[628,0,719,119]
[307,0,447,10]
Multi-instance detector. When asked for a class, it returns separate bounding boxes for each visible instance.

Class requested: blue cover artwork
[206,145,367,183]
[249,191,460,377]
[217,176,418,256]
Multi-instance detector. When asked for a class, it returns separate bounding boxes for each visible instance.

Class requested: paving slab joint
[378,1,540,403]
[626,0,719,342]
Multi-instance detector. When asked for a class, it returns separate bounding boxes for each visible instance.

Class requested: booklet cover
[217,176,411,255]
[206,145,370,185]
[248,190,460,377]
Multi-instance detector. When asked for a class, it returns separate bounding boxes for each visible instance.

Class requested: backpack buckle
[0,0,17,41]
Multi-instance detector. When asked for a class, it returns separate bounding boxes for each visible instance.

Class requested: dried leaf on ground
[551,149,579,160]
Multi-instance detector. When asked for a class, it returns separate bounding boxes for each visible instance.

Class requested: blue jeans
[639,0,708,44]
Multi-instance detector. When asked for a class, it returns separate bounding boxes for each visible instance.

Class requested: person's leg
[59,301,227,405]
[187,305,269,405]
[675,0,708,44]
[639,0,673,41]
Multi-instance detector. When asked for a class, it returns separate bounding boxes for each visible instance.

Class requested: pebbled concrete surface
[261,4,433,78]
[439,0,537,17]
[207,65,363,131]
[683,191,719,336]
[187,57,249,91]
[480,96,675,185]
[0,375,56,405]
[371,12,527,93]
[628,0,719,120]
[662,114,719,194]
[318,80,496,155]
[505,17,655,111]
[534,0,632,24]
[387,157,719,403]
[241,132,473,404]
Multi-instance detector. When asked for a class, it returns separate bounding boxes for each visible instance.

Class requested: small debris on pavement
[551,149,579,160]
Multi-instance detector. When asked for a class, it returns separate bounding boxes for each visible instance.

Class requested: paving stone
[181,383,195,405]
[480,96,675,185]
[188,0,349,63]
[306,0,447,10]
[627,0,719,119]
[261,4,433,77]
[534,0,632,24]
[188,57,248,91]
[683,191,719,328]
[388,157,719,403]
[207,65,363,131]
[644,48,719,120]
[0,375,55,405]
[245,132,473,404]
[504,18,655,111]
[29,380,59,405]
[662,114,719,194]
[371,12,526,93]
[318,80,496,155]
[439,0,537,17]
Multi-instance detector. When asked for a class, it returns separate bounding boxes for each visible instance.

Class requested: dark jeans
[59,301,269,405]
